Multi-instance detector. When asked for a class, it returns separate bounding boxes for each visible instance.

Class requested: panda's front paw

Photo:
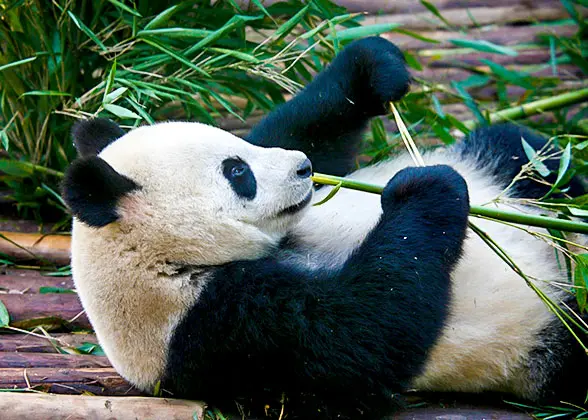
[381,165,470,220]
[335,37,410,115]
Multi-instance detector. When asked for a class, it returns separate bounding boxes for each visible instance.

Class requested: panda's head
[63,119,313,266]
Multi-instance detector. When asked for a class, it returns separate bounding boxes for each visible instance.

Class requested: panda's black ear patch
[62,156,140,227]
[72,118,125,157]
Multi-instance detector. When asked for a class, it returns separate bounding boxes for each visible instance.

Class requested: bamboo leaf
[480,58,533,89]
[143,5,180,30]
[392,28,440,44]
[544,142,573,197]
[106,0,142,17]
[0,56,37,72]
[137,28,212,40]
[39,287,76,294]
[67,11,107,51]
[0,160,35,177]
[569,207,588,217]
[273,5,310,40]
[250,0,276,23]
[549,36,557,76]
[555,142,572,188]
[313,182,343,206]
[19,90,71,98]
[451,81,485,124]
[0,299,10,328]
[370,118,388,148]
[300,13,358,40]
[104,104,142,119]
[0,130,9,151]
[208,48,260,63]
[327,23,401,41]
[184,15,263,55]
[420,0,453,28]
[104,87,128,104]
[449,39,518,56]
[403,51,422,71]
[141,38,211,78]
[521,137,551,177]
[103,61,117,104]
[574,254,588,312]
[479,59,533,89]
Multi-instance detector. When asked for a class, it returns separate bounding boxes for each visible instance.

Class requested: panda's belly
[290,151,565,395]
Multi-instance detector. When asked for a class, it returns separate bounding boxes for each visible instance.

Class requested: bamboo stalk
[0,394,204,420]
[0,232,71,265]
[311,173,588,234]
[463,87,588,129]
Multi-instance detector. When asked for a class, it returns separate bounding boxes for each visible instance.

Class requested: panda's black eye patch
[222,157,256,200]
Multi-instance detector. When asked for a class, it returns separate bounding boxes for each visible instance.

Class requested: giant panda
[62,37,587,419]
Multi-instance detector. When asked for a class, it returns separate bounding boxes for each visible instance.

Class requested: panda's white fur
[294,150,565,399]
[64,37,586,417]
[71,122,311,389]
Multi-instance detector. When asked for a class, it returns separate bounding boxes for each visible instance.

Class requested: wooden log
[383,24,577,51]
[0,367,140,395]
[392,407,531,419]
[0,352,110,369]
[0,232,71,265]
[0,269,74,294]
[243,0,557,14]
[413,64,583,84]
[419,49,553,66]
[362,6,573,30]
[1,293,90,329]
[0,394,205,420]
[0,333,97,353]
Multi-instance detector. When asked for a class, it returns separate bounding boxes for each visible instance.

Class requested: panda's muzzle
[278,189,313,216]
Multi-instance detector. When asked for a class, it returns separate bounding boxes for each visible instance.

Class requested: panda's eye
[222,157,257,200]
[231,164,246,177]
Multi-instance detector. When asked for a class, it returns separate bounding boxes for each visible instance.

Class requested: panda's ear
[71,118,125,157]
[62,156,140,227]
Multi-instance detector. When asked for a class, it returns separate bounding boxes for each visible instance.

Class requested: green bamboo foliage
[0,0,356,218]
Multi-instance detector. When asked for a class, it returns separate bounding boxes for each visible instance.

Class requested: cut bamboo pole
[362,6,572,30]
[311,173,588,234]
[383,24,577,51]
[0,394,205,419]
[463,87,588,129]
[0,232,71,265]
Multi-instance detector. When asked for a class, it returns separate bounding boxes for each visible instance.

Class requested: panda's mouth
[278,190,313,216]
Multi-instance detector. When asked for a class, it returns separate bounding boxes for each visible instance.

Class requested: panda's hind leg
[455,123,585,198]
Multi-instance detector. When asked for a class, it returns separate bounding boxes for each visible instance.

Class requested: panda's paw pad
[341,37,410,110]
[381,165,469,216]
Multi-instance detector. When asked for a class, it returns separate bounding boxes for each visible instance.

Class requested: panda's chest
[276,236,346,272]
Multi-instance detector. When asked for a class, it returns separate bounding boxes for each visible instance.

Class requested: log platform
[1,0,585,417]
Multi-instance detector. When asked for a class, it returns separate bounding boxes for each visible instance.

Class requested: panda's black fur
[63,37,587,419]
[165,164,469,418]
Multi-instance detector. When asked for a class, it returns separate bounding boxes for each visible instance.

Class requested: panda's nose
[296,158,312,179]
